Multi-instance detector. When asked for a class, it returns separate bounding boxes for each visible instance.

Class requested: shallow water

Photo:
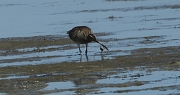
[1,0,180,95]
[1,0,180,38]
[40,68,180,95]
[1,0,180,65]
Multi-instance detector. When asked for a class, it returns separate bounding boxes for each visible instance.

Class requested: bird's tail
[95,41,109,51]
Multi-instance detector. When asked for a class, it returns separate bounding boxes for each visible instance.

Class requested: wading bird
[67,26,109,55]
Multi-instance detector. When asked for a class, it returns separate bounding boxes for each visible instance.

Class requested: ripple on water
[37,68,180,95]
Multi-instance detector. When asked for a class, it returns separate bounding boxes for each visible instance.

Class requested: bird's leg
[85,43,88,55]
[77,44,82,55]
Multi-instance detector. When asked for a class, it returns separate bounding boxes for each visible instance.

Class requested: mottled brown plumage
[67,26,108,55]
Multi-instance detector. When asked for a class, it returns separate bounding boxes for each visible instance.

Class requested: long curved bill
[95,41,109,51]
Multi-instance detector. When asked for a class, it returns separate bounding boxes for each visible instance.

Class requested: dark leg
[77,44,82,55]
[85,43,88,55]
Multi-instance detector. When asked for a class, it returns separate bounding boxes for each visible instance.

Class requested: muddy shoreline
[1,0,180,94]
[0,35,180,94]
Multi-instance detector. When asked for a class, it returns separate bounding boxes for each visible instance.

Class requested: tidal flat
[0,36,180,95]
[1,0,180,94]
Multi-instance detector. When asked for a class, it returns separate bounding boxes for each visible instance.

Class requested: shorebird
[67,26,109,55]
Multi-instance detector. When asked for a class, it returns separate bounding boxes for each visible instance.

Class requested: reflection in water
[86,55,89,62]
[80,55,89,62]
[72,78,97,86]
[72,78,97,94]
[100,53,105,60]
[72,77,99,94]
[79,53,106,62]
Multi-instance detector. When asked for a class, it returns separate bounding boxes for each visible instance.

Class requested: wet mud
[0,35,180,95]
[1,0,180,95]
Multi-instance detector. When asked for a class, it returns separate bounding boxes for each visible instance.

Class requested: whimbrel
[67,26,109,55]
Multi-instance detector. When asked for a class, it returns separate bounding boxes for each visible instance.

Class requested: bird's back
[67,26,93,44]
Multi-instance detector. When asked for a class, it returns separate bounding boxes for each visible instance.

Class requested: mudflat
[0,36,180,95]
